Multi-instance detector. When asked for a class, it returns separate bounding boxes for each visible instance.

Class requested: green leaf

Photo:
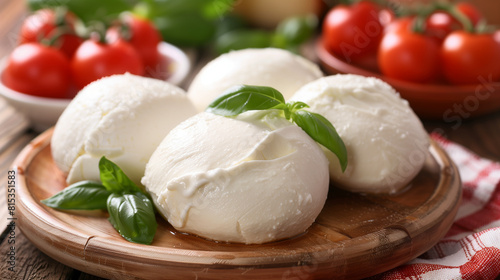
[107,192,157,245]
[153,13,216,47]
[99,157,142,193]
[215,29,274,55]
[292,110,348,172]
[28,0,133,23]
[288,101,309,111]
[206,85,286,116]
[41,181,111,210]
[203,0,237,19]
[275,14,318,46]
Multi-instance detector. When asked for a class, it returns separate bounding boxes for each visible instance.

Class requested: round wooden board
[14,129,461,280]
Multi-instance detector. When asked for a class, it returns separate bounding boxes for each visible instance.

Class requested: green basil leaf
[292,110,348,172]
[107,192,157,245]
[288,101,309,111]
[41,180,111,210]
[206,85,286,116]
[99,157,142,193]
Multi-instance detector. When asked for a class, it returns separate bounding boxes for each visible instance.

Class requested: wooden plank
[424,110,500,161]
[0,227,75,280]
[0,133,36,231]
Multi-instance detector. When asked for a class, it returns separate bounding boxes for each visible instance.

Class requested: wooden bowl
[316,38,500,120]
[14,129,461,280]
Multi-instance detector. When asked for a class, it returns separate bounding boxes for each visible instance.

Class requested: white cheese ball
[187,48,323,112]
[142,111,329,244]
[290,74,429,194]
[51,73,198,185]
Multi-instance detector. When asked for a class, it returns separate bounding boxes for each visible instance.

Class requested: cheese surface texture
[291,74,429,194]
[51,73,197,185]
[142,111,329,244]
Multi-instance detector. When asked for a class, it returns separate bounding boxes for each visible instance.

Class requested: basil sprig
[206,85,348,172]
[41,157,157,245]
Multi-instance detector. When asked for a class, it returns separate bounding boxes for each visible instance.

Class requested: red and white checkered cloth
[371,133,500,280]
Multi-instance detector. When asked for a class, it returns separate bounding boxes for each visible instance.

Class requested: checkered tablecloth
[371,133,500,279]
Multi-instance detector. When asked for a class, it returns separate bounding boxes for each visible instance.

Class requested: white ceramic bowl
[0,41,191,132]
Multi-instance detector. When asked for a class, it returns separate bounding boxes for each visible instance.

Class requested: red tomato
[378,29,441,83]
[455,2,483,26]
[441,31,500,85]
[126,15,162,72]
[107,14,162,73]
[322,1,383,65]
[379,8,395,27]
[19,9,83,58]
[1,43,71,98]
[71,38,144,89]
[426,3,483,42]
[426,12,461,41]
[383,17,413,34]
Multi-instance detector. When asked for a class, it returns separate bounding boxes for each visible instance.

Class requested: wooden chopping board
[14,129,461,280]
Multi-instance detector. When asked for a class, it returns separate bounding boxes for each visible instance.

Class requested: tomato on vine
[455,2,483,27]
[322,0,383,69]
[383,17,413,34]
[2,43,72,98]
[107,14,162,73]
[71,36,144,89]
[425,2,483,42]
[425,12,461,41]
[441,31,500,85]
[378,17,441,83]
[19,8,83,58]
[379,8,395,27]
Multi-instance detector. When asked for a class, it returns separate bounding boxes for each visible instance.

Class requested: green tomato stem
[411,16,426,34]
[447,5,475,33]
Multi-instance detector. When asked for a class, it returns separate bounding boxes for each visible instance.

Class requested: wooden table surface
[1,1,500,280]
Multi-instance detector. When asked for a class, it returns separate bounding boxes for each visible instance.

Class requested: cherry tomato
[426,12,461,41]
[1,43,71,98]
[71,38,144,89]
[378,28,441,83]
[322,1,383,66]
[19,8,83,58]
[379,8,395,27]
[107,14,162,72]
[383,17,413,34]
[426,3,483,42]
[455,2,483,27]
[441,31,500,85]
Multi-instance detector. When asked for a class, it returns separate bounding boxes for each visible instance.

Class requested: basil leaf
[41,181,111,210]
[206,85,286,116]
[107,192,157,245]
[99,157,142,193]
[292,110,348,172]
